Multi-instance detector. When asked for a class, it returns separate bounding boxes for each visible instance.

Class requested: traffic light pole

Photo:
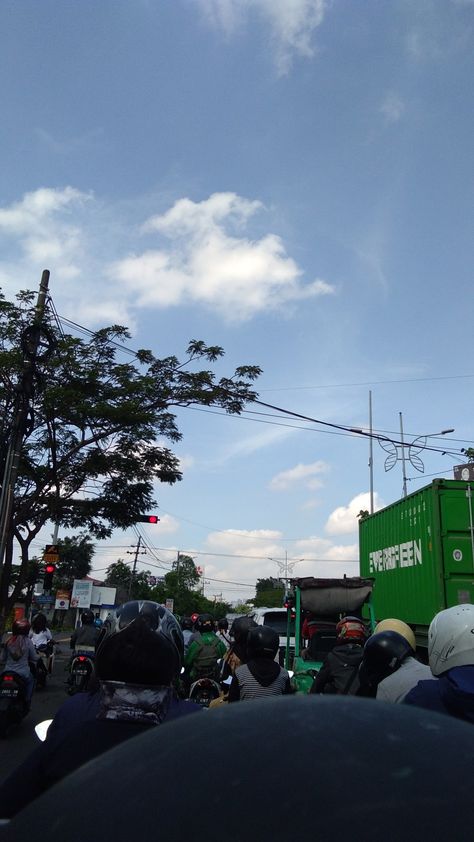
[0,270,50,575]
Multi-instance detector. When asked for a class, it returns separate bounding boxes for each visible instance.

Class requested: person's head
[81,610,95,626]
[360,630,412,688]
[31,613,47,633]
[180,617,194,631]
[246,626,280,661]
[217,618,229,632]
[231,616,257,646]
[336,616,366,644]
[374,618,416,652]
[196,614,214,634]
[11,618,30,637]
[96,600,184,687]
[428,604,474,676]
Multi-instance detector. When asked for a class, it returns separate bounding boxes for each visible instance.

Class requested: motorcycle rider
[404,603,474,722]
[185,614,227,682]
[30,613,53,648]
[368,619,431,702]
[180,617,195,653]
[70,609,102,651]
[1,619,37,703]
[310,616,367,695]
[0,600,201,818]
[228,626,291,701]
[216,618,231,649]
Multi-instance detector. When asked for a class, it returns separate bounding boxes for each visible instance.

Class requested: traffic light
[43,564,56,591]
[135,515,159,524]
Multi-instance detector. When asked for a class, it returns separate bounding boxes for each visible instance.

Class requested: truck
[359,478,474,648]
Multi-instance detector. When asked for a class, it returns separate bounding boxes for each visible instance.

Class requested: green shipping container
[359,479,474,641]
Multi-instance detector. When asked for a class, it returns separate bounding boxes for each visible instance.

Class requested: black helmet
[231,616,257,644]
[361,631,412,687]
[81,610,95,625]
[217,618,229,631]
[246,626,280,660]
[181,617,194,631]
[98,601,184,684]
[197,614,214,633]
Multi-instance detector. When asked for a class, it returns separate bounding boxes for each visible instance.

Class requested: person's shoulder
[404,677,440,706]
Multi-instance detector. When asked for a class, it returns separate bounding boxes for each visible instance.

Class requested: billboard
[71,580,93,609]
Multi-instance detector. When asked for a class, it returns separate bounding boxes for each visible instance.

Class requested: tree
[104,559,156,603]
[233,601,253,615]
[0,289,261,630]
[253,577,285,608]
[55,533,95,589]
[463,448,474,462]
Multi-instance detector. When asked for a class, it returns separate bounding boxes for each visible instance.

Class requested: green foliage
[254,577,285,608]
[463,448,474,462]
[104,559,155,602]
[55,533,95,588]
[0,289,261,623]
[233,601,253,615]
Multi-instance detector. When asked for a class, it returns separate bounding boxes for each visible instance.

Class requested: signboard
[43,544,60,564]
[55,589,71,610]
[165,598,174,613]
[454,464,474,481]
[36,594,55,605]
[91,585,116,608]
[71,580,93,609]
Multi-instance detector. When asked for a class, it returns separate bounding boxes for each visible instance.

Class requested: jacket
[404,665,474,723]
[70,625,102,650]
[376,657,433,703]
[185,632,226,678]
[0,684,201,819]
[310,643,363,695]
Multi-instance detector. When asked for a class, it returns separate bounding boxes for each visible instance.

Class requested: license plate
[74,668,89,676]
[0,687,19,698]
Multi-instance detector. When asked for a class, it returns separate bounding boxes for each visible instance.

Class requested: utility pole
[399,412,408,498]
[127,536,147,599]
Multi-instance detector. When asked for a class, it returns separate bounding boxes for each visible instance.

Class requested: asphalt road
[0,637,72,783]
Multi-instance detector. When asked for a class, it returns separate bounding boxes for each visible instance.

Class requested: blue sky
[1,0,473,603]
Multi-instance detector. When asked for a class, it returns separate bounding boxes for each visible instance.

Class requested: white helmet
[428,604,474,676]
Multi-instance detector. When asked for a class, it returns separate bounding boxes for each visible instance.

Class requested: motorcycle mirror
[35,719,53,742]
[288,670,294,679]
[222,676,232,685]
[180,667,185,674]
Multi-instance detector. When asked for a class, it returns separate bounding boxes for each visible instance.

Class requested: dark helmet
[31,613,47,633]
[181,617,194,631]
[12,618,31,636]
[217,618,229,631]
[196,614,214,633]
[336,616,367,643]
[97,600,184,685]
[361,631,412,687]
[246,626,280,660]
[231,616,257,644]
[81,610,95,626]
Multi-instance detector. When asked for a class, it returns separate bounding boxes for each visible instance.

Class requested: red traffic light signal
[135,515,159,524]
[43,563,56,591]
[45,564,56,574]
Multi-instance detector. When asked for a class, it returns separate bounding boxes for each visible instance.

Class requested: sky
[1,0,473,605]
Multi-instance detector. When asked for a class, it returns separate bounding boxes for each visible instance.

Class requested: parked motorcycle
[67,649,95,695]
[35,640,55,690]
[0,672,30,737]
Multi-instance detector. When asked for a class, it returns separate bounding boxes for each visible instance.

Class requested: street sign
[43,544,60,564]
[36,594,55,605]
[71,579,93,609]
[454,464,474,481]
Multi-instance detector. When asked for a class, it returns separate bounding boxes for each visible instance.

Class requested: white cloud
[380,92,406,124]
[154,513,179,534]
[325,491,384,536]
[195,0,328,74]
[269,460,328,491]
[112,192,334,322]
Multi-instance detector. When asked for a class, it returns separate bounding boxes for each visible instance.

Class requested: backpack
[193,636,221,679]
[324,648,363,695]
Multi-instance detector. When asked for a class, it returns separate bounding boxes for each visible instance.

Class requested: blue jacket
[404,665,474,723]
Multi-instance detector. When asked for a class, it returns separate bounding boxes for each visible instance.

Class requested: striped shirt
[234,663,289,700]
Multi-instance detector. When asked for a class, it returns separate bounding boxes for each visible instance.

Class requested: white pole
[369,391,374,514]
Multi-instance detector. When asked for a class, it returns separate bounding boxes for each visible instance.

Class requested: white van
[248,607,295,665]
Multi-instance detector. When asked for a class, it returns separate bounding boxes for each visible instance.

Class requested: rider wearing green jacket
[184,615,226,681]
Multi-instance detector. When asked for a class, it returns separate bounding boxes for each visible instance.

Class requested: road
[0,637,71,783]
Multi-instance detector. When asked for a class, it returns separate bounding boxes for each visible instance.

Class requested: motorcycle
[35,640,55,690]
[67,648,95,695]
[188,677,221,708]
[0,672,30,738]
